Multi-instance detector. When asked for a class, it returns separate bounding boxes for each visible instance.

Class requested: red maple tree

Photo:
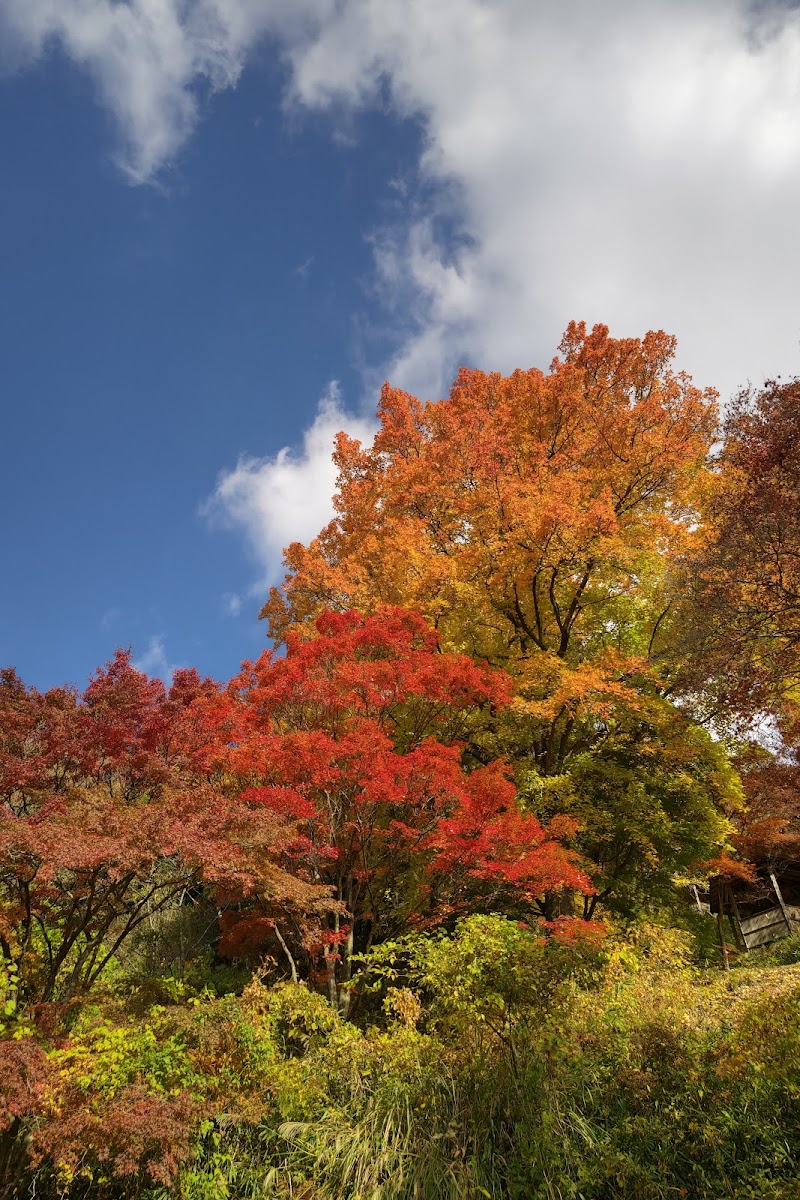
[220,608,591,1012]
[0,654,320,1005]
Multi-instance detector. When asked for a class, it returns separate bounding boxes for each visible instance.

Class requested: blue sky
[2,0,800,691]
[0,23,416,687]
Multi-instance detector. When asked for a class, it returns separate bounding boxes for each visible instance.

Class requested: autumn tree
[730,713,800,869]
[685,376,800,720]
[262,324,731,911]
[219,608,591,1012]
[0,654,321,1005]
[561,699,738,915]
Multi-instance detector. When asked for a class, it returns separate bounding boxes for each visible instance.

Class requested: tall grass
[16,919,800,1200]
[175,966,800,1200]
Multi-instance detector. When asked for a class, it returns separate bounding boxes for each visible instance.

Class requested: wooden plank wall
[739,905,800,950]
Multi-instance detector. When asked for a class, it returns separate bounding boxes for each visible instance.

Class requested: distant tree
[686,376,800,718]
[0,654,319,1005]
[731,717,800,867]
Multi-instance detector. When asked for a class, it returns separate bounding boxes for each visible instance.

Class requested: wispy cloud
[133,634,181,682]
[99,606,122,629]
[204,381,377,581]
[0,0,324,183]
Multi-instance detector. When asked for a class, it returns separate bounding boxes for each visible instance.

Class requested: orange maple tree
[259,324,736,913]
[264,322,718,777]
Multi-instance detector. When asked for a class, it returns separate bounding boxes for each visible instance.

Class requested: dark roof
[709,859,800,916]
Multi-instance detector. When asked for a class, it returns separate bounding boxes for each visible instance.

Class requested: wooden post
[768,871,794,936]
[716,885,730,971]
[728,887,748,953]
[722,886,737,951]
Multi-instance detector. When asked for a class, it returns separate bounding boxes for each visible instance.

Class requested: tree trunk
[0,1119,32,1200]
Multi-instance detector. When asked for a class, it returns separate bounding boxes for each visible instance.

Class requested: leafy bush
[6,920,800,1200]
[741,932,800,968]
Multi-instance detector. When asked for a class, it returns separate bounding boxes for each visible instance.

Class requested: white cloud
[8,1,800,565]
[133,633,181,681]
[205,382,377,579]
[222,591,243,617]
[6,1,800,397]
[0,0,326,182]
[285,0,800,403]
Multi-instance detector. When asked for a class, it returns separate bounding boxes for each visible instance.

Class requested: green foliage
[169,930,800,1200]
[263,981,339,1057]
[566,708,739,915]
[3,918,799,1200]
[356,914,605,1035]
[0,955,22,1034]
[739,932,800,968]
[105,892,243,999]
[49,1010,202,1099]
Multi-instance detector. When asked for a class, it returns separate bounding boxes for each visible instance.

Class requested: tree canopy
[262,323,733,911]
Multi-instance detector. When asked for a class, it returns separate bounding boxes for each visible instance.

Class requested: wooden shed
[709,860,800,959]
